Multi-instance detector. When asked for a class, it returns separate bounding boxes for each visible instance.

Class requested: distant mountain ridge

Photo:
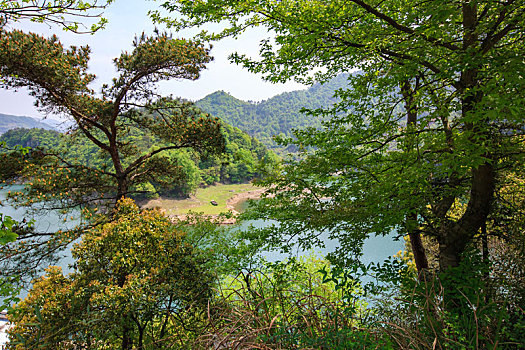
[0,113,56,134]
[1,74,350,151]
[195,74,350,151]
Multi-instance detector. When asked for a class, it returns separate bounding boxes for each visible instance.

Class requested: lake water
[1,188,404,302]
[0,185,78,234]
[238,221,404,267]
[234,199,404,265]
[0,186,79,302]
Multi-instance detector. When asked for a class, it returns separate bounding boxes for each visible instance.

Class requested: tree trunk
[436,1,496,273]
[117,175,128,202]
[138,323,145,350]
[481,222,488,268]
[121,323,133,350]
[118,273,133,350]
[409,229,429,276]
[401,79,429,278]
[108,134,127,202]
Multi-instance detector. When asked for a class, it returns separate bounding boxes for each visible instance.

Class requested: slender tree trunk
[159,296,173,340]
[481,221,490,303]
[401,79,429,278]
[117,274,133,350]
[121,323,133,350]
[409,229,429,275]
[138,323,145,350]
[481,221,488,267]
[117,175,128,201]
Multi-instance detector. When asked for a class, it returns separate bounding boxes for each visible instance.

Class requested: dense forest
[195,74,349,152]
[0,120,275,197]
[1,1,524,349]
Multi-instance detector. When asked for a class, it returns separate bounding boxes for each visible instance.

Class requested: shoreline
[169,187,266,225]
[141,186,268,225]
[225,187,267,213]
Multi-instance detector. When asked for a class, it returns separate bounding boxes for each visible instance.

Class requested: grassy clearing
[142,183,256,215]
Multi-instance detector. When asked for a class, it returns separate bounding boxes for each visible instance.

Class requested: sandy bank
[163,187,268,225]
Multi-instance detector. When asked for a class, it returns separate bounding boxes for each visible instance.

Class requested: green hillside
[1,122,276,198]
[195,74,350,151]
[0,113,56,134]
[1,75,349,151]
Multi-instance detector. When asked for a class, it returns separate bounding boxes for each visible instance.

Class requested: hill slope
[195,74,349,151]
[0,113,56,134]
[0,120,276,197]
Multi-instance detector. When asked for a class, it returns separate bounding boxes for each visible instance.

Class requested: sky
[0,1,305,120]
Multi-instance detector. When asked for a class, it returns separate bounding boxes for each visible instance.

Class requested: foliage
[0,128,61,150]
[0,141,32,309]
[369,170,525,348]
[158,0,525,275]
[0,0,112,33]
[0,0,111,317]
[0,121,276,196]
[374,249,525,349]
[0,213,17,245]
[0,28,226,283]
[0,211,21,310]
[187,255,391,349]
[194,74,350,153]
[7,198,213,349]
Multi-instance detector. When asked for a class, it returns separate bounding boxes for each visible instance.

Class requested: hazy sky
[0,1,305,119]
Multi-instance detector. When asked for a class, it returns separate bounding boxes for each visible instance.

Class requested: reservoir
[1,187,404,301]
[234,199,405,265]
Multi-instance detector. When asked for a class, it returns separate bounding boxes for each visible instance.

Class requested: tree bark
[401,79,429,277]
[116,175,128,202]
[436,1,496,272]
[409,229,429,275]
[121,322,133,350]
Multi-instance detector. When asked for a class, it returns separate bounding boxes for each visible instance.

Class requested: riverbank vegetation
[0,123,275,197]
[1,0,525,349]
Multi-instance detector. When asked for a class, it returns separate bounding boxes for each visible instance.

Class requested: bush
[7,198,212,349]
[189,255,392,349]
[375,248,525,349]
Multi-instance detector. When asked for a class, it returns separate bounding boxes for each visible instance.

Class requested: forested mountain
[1,123,275,197]
[1,74,349,151]
[0,113,56,134]
[195,74,350,151]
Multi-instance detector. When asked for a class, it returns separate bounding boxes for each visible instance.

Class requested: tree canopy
[0,28,226,283]
[1,1,525,347]
[0,122,275,196]
[0,0,113,32]
[7,198,213,349]
[0,0,114,311]
[157,0,525,276]
[0,28,225,204]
